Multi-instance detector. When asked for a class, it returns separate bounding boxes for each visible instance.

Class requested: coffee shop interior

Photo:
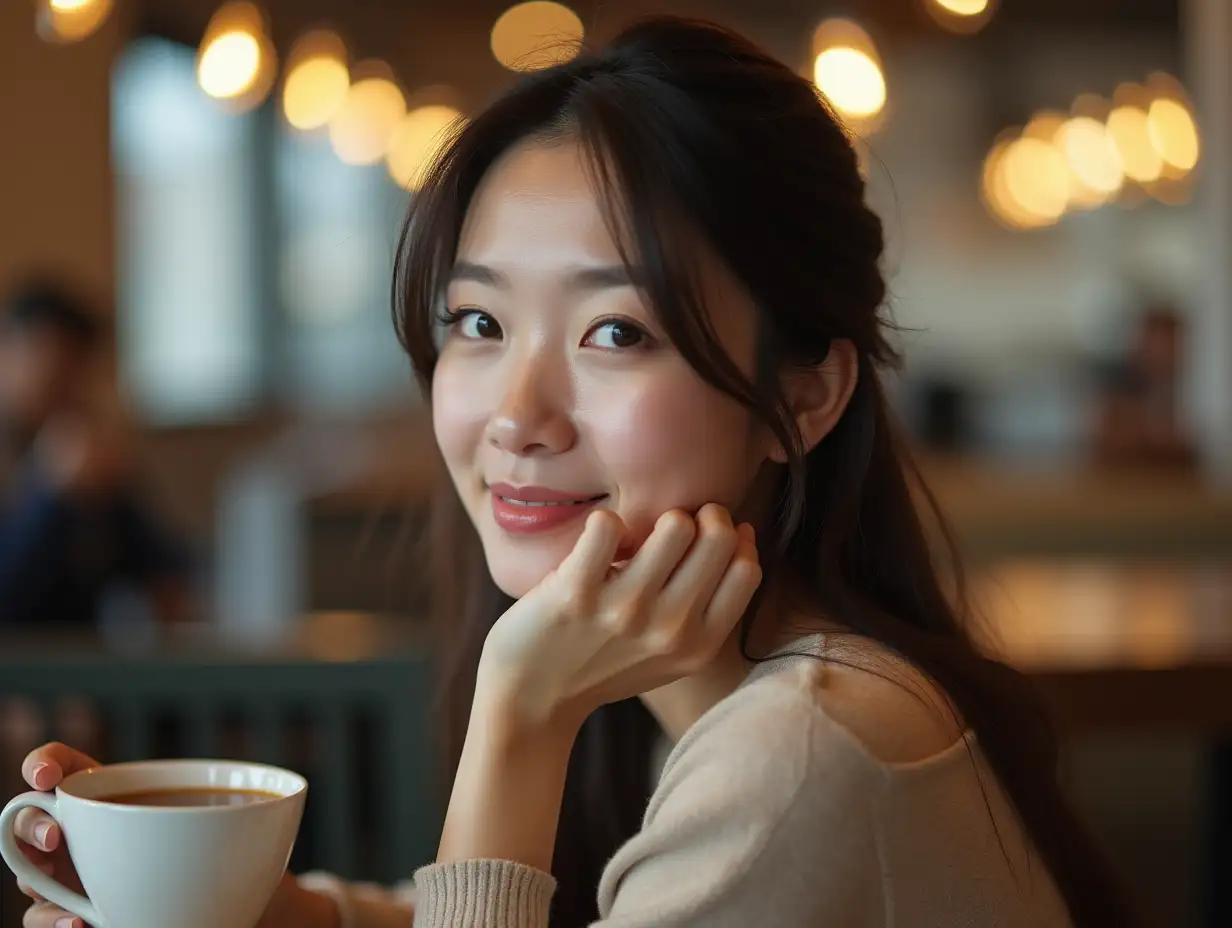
[2,0,1230,924]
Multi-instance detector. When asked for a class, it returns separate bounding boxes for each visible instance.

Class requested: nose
[485,348,576,457]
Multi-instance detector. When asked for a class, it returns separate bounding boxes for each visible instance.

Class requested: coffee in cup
[100,786,281,807]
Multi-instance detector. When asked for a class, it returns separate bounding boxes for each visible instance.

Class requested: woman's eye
[586,320,649,350]
[448,309,502,340]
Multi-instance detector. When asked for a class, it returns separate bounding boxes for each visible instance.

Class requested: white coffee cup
[0,759,307,928]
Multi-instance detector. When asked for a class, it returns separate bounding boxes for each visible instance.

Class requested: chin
[487,560,551,599]
[482,536,575,599]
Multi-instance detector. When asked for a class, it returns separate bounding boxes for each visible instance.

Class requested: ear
[768,339,859,463]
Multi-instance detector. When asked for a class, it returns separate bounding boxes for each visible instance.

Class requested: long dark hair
[393,16,1135,927]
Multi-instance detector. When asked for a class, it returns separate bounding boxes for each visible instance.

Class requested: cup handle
[0,791,106,928]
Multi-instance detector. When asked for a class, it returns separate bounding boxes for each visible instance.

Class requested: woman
[14,16,1135,928]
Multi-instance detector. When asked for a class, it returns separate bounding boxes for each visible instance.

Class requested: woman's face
[432,139,773,598]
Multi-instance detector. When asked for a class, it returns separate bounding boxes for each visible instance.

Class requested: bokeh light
[982,73,1200,228]
[926,0,996,35]
[491,2,584,72]
[982,138,1041,230]
[1147,98,1200,174]
[983,133,1069,230]
[37,0,113,43]
[328,63,406,165]
[814,49,886,119]
[1106,105,1163,184]
[934,0,989,12]
[387,105,465,190]
[283,31,350,131]
[1003,137,1069,225]
[1056,116,1124,208]
[196,3,276,112]
[198,32,261,99]
[811,20,886,125]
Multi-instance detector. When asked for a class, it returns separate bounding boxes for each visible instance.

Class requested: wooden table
[974,560,1232,733]
[926,458,1232,560]
[975,559,1232,928]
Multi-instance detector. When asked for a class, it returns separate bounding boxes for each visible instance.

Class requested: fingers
[23,744,100,791]
[661,504,741,610]
[616,510,696,592]
[23,901,84,928]
[703,522,762,633]
[558,509,625,587]
[13,808,60,852]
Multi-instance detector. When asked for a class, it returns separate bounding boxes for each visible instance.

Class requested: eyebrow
[449,261,643,292]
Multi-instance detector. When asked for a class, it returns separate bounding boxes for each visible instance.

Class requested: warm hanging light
[1107,106,1163,184]
[196,3,277,113]
[814,49,885,118]
[926,0,997,35]
[36,0,114,43]
[1147,98,1200,175]
[935,0,989,12]
[1056,116,1124,208]
[1107,83,1164,186]
[982,137,1039,230]
[983,71,1202,230]
[388,104,465,190]
[328,61,406,165]
[1004,137,1069,225]
[199,33,261,99]
[982,132,1068,230]
[283,30,350,131]
[811,19,886,129]
[491,2,584,72]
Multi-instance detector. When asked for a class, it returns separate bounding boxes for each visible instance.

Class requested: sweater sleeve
[409,682,886,928]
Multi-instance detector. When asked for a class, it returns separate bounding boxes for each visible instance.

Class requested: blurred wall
[0,2,131,305]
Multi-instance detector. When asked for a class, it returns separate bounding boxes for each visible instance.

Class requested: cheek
[587,374,759,541]
[431,359,488,470]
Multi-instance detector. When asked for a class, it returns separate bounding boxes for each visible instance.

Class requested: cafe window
[113,37,419,422]
[273,128,415,414]
[111,36,264,424]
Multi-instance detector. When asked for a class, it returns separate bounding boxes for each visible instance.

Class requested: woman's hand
[13,744,340,928]
[14,743,95,928]
[435,504,760,870]
[477,503,762,734]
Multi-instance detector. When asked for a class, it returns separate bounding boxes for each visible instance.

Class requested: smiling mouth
[496,494,609,508]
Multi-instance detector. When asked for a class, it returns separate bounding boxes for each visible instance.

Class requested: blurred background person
[0,278,196,628]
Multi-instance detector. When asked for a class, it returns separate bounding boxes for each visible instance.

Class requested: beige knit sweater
[302,637,1073,927]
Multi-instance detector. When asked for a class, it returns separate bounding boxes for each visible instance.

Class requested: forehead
[457,139,622,264]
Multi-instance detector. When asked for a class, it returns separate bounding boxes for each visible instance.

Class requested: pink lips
[488,483,608,534]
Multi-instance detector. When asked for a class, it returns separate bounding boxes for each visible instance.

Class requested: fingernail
[35,821,54,850]
[30,763,49,788]
[56,917,81,928]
